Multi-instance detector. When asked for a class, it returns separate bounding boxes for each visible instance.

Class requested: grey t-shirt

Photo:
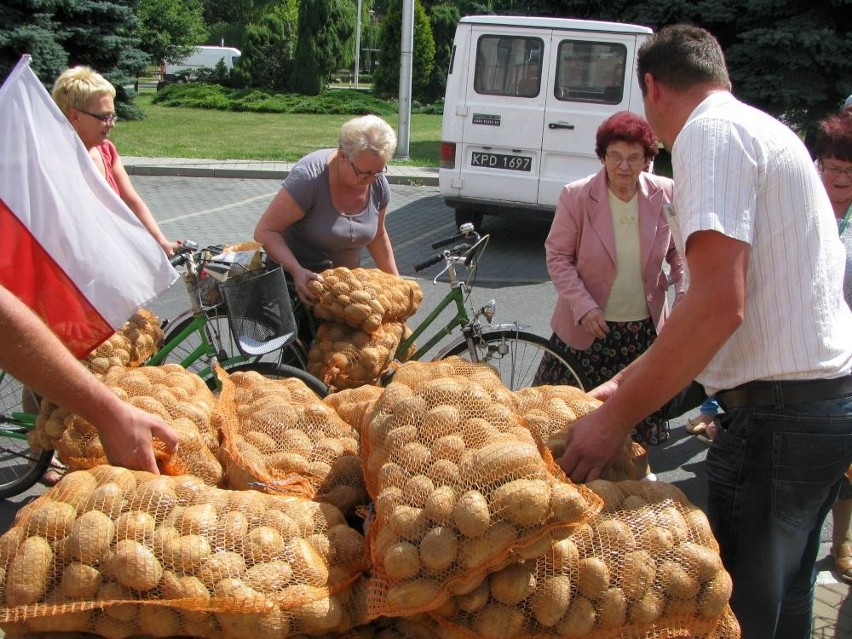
[841,219,852,309]
[283,148,391,269]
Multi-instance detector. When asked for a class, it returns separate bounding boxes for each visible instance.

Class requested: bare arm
[254,188,322,304]
[366,207,399,275]
[0,286,179,473]
[560,230,748,482]
[111,153,179,256]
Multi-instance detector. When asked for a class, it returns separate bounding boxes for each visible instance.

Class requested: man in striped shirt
[559,24,852,638]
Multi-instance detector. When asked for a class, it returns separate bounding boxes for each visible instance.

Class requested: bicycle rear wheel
[221,362,329,399]
[440,329,590,391]
[0,370,53,498]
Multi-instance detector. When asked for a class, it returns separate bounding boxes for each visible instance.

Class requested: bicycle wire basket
[219,264,297,357]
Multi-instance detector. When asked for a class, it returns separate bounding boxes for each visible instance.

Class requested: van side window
[555,40,626,104]
[474,36,544,98]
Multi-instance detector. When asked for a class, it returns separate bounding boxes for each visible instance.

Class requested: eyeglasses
[605,151,645,169]
[820,162,852,178]
[76,108,118,125]
[349,158,387,178]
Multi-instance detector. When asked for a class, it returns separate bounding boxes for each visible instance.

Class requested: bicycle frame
[394,284,470,361]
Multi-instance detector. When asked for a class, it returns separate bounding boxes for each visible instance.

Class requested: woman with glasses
[536,110,684,447]
[254,115,399,305]
[51,66,178,257]
[814,105,852,584]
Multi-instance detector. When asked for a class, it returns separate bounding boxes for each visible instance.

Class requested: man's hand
[97,403,179,474]
[559,412,628,483]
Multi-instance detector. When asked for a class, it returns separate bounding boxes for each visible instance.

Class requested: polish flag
[0,56,178,358]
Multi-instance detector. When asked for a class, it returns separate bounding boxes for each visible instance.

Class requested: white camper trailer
[439,16,653,228]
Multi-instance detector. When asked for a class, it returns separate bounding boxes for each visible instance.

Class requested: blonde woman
[254,115,399,306]
[52,66,178,256]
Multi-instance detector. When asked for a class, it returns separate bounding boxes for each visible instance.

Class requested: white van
[163,46,241,82]
[439,16,652,228]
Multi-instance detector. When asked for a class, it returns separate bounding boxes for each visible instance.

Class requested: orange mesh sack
[361,358,603,618]
[215,369,359,503]
[308,321,415,391]
[0,469,370,639]
[307,268,423,333]
[515,384,644,481]
[81,309,164,376]
[427,479,738,639]
[324,385,386,434]
[34,364,222,486]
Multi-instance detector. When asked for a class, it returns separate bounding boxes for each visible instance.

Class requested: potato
[474,603,525,639]
[489,562,536,605]
[93,613,137,638]
[550,482,592,523]
[246,526,287,561]
[698,570,733,617]
[674,541,724,582]
[404,475,436,508]
[557,596,596,637]
[384,541,421,581]
[577,557,609,599]
[657,559,700,600]
[290,592,343,634]
[68,509,114,564]
[81,482,126,518]
[179,502,218,536]
[288,537,330,584]
[424,486,457,524]
[629,589,665,624]
[160,534,212,573]
[61,562,102,599]
[656,505,690,544]
[114,510,156,544]
[137,605,182,636]
[531,574,572,627]
[453,490,491,538]
[465,441,547,486]
[6,535,53,605]
[218,604,290,638]
[550,536,580,569]
[490,479,551,526]
[96,581,136,621]
[199,551,247,590]
[244,560,294,592]
[597,586,627,628]
[419,526,459,574]
[458,521,518,570]
[456,580,490,612]
[621,549,656,601]
[111,538,164,591]
[388,504,427,539]
[25,500,77,541]
[327,524,366,568]
[385,578,441,610]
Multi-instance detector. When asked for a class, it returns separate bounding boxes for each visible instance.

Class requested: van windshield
[554,40,626,104]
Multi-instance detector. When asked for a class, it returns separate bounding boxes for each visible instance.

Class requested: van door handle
[548,122,575,130]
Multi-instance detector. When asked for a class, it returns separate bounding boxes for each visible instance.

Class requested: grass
[110,90,443,166]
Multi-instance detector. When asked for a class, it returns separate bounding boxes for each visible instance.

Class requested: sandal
[685,413,713,436]
[38,454,68,487]
[832,542,852,584]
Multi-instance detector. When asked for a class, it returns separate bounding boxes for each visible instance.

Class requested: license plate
[471,152,532,172]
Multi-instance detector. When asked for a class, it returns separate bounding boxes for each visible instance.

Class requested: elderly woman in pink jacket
[536,111,684,445]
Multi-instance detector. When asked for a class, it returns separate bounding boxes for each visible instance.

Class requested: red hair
[595,111,659,160]
[813,109,852,163]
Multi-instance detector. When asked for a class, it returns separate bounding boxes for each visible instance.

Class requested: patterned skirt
[535,317,669,446]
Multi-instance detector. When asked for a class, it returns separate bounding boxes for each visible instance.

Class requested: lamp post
[354,0,362,89]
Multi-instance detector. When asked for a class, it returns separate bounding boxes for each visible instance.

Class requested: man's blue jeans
[706,393,852,639]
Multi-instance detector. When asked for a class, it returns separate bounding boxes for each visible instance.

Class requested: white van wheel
[454,208,483,231]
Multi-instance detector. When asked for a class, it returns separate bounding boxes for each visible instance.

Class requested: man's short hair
[637,25,731,96]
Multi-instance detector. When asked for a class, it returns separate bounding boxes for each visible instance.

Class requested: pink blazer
[546,168,684,350]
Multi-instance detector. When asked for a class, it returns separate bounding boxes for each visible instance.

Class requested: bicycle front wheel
[160,308,245,376]
[221,362,329,399]
[439,329,590,391]
[0,370,53,498]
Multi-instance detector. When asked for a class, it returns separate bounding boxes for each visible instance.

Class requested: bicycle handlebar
[413,254,444,273]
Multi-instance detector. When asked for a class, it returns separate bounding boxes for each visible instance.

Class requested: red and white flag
[0,56,178,358]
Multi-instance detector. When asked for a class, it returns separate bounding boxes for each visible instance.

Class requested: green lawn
[111,92,443,167]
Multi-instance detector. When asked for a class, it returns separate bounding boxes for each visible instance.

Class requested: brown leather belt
[716,375,852,411]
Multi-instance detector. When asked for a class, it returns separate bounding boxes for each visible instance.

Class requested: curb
[124,163,440,187]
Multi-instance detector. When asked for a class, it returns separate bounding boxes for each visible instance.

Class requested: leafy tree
[137,0,208,66]
[231,13,295,90]
[0,0,68,84]
[202,0,282,49]
[289,0,355,95]
[373,0,435,101]
[425,2,459,100]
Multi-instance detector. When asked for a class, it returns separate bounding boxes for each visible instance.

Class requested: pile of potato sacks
[306,268,422,390]
[0,353,738,638]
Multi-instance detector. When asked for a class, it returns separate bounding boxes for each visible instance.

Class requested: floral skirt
[535,318,669,446]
